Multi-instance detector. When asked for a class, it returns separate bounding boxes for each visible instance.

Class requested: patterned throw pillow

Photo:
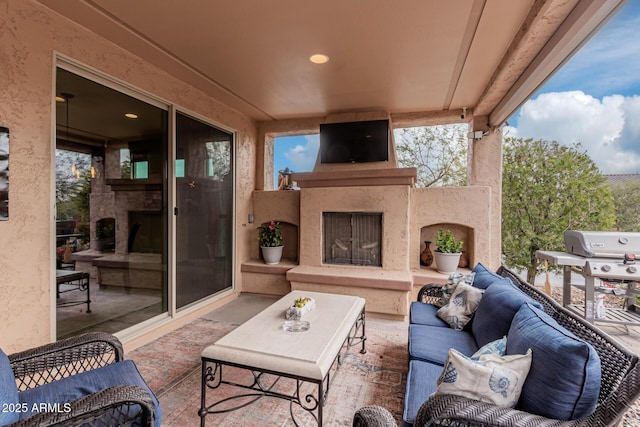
[435,348,532,408]
[436,282,483,330]
[440,272,476,307]
[471,336,507,360]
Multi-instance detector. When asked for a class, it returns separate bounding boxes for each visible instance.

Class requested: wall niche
[419,223,474,269]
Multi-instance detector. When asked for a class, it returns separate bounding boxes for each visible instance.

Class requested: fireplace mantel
[292,167,417,188]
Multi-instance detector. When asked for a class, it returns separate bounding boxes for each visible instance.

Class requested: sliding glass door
[55,67,168,339]
[54,64,235,337]
[175,112,234,309]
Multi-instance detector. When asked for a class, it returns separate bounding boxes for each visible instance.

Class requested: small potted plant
[94,220,115,252]
[258,220,284,264]
[434,229,463,274]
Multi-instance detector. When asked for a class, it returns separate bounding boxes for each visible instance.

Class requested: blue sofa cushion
[409,324,478,365]
[507,303,601,420]
[403,360,442,427]
[471,263,513,290]
[0,348,20,426]
[409,302,449,327]
[472,282,543,347]
[18,360,162,427]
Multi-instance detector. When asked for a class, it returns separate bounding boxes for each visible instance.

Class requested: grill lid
[564,230,640,258]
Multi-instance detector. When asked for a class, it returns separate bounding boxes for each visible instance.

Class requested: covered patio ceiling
[39,0,625,126]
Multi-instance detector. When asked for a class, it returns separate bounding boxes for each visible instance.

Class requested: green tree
[394,124,467,187]
[55,150,91,219]
[611,181,640,231]
[502,138,615,282]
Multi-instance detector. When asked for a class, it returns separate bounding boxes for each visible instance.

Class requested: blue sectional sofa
[353,264,640,427]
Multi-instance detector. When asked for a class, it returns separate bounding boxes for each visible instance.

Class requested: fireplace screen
[323,212,382,266]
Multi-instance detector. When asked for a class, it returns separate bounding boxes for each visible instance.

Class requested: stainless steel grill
[537,230,640,326]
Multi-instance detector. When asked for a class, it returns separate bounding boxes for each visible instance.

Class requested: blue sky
[275,0,640,183]
[506,0,640,174]
[274,134,319,186]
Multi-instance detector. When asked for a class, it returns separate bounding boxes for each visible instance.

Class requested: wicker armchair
[2,332,159,427]
[352,266,640,427]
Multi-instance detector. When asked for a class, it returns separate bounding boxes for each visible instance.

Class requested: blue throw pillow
[471,263,513,290]
[0,348,20,426]
[507,303,601,420]
[472,282,543,347]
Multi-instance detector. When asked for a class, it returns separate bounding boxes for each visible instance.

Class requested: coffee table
[199,290,366,426]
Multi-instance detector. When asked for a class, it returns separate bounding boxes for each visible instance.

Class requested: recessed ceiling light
[310,54,329,64]
[125,113,138,119]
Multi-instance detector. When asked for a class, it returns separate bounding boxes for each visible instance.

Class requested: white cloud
[284,135,320,171]
[505,91,640,174]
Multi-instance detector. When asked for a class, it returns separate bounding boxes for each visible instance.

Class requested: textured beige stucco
[468,129,503,269]
[0,0,256,352]
[289,281,409,319]
[251,190,300,261]
[299,185,411,270]
[410,186,493,270]
[251,128,501,318]
[0,0,505,352]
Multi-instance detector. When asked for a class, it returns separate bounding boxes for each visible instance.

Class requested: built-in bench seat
[287,265,412,319]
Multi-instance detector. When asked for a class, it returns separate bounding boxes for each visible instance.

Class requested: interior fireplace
[323,212,382,266]
[128,211,163,253]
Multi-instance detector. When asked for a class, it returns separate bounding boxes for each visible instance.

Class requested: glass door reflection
[55,67,168,339]
[175,113,233,309]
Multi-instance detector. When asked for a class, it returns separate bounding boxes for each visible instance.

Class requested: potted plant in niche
[434,229,463,274]
[94,220,115,252]
[258,220,284,264]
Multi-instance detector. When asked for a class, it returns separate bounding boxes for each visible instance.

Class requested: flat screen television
[319,119,389,164]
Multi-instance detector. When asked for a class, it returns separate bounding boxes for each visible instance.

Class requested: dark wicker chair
[353,265,640,427]
[4,332,158,427]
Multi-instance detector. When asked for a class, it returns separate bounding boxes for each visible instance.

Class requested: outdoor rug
[127,316,408,426]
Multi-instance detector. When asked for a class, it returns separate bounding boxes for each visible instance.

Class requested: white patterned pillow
[435,348,532,408]
[440,272,476,307]
[436,282,483,330]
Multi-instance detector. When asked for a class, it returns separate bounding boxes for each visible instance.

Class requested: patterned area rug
[127,317,408,426]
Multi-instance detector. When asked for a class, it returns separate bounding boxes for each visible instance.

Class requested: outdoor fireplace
[323,212,382,266]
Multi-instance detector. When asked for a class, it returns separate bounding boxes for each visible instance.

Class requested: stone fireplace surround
[243,168,493,319]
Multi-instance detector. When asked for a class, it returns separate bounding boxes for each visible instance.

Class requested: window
[273,134,319,187]
[393,124,468,187]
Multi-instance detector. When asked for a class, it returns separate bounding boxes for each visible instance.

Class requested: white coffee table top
[202,290,365,380]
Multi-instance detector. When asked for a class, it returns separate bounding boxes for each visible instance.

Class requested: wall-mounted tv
[319,119,389,164]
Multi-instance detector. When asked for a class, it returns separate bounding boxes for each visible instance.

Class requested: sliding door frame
[173,108,237,311]
[52,55,237,342]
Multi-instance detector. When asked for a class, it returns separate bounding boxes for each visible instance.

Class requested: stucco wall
[299,185,411,270]
[0,0,256,352]
[251,190,301,260]
[468,129,503,269]
[410,186,493,270]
